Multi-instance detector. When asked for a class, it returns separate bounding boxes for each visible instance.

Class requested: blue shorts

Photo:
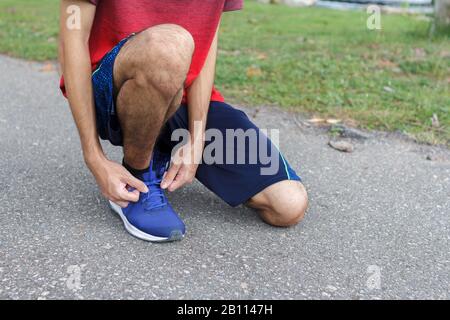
[92,36,302,207]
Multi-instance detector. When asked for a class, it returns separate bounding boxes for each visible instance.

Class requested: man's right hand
[88,158,149,208]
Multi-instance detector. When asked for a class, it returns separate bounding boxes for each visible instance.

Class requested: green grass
[1,0,449,144]
[0,0,58,60]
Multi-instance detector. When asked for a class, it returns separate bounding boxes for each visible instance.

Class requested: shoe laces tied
[142,164,167,210]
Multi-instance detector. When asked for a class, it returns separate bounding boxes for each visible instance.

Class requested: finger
[168,179,185,192]
[115,200,129,208]
[127,189,141,202]
[161,163,180,189]
[124,175,148,193]
[117,187,140,203]
[167,170,188,192]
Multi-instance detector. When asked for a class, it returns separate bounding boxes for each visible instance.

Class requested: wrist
[191,137,204,157]
[83,149,106,169]
[189,127,205,146]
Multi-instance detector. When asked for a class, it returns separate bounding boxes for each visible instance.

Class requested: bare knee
[119,24,194,98]
[248,181,308,227]
[263,195,308,227]
[139,25,194,93]
[141,24,195,59]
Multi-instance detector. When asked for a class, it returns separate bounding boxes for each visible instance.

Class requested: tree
[434,0,450,33]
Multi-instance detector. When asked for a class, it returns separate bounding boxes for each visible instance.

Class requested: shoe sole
[108,201,184,243]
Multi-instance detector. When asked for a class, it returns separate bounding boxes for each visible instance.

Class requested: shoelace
[142,163,168,210]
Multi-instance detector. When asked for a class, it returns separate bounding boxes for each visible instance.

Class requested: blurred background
[0,0,448,145]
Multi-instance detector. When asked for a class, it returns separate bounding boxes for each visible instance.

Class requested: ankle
[123,160,149,180]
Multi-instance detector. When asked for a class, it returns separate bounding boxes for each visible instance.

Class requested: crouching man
[59,0,308,242]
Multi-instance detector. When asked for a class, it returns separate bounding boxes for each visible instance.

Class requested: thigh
[156,101,302,207]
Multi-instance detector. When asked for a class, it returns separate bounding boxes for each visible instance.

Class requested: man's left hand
[160,141,203,192]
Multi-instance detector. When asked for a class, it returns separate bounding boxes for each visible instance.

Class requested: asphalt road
[0,56,449,300]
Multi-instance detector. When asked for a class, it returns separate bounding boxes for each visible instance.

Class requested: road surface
[0,56,448,299]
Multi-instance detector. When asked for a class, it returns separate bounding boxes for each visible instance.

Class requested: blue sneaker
[109,150,185,242]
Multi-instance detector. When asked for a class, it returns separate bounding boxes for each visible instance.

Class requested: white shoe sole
[108,201,184,242]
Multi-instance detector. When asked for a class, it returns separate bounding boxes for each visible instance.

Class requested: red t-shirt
[60,0,243,102]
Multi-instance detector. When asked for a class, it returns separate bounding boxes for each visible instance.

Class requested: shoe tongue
[142,152,170,182]
[140,164,162,182]
[141,170,154,182]
[141,152,170,209]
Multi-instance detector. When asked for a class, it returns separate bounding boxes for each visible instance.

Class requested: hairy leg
[246,180,308,227]
[114,24,194,169]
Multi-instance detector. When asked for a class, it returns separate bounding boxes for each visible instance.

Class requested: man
[59,0,308,242]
